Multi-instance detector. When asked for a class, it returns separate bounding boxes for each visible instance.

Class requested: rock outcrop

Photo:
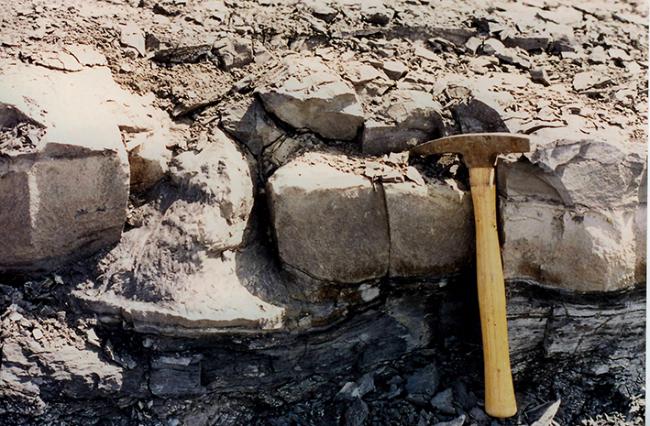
[76,128,285,334]
[498,137,647,292]
[384,174,473,277]
[0,64,130,272]
[267,153,474,283]
[267,152,390,283]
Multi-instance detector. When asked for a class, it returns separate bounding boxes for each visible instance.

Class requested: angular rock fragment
[64,44,108,66]
[219,97,284,156]
[498,139,646,292]
[308,1,338,22]
[452,98,509,133]
[530,67,550,86]
[152,44,213,64]
[362,90,444,155]
[213,37,253,70]
[267,152,389,283]
[257,56,364,140]
[361,1,394,25]
[120,22,146,56]
[405,364,439,405]
[503,34,551,52]
[126,130,171,192]
[384,169,473,277]
[382,60,408,80]
[0,64,129,272]
[572,70,611,91]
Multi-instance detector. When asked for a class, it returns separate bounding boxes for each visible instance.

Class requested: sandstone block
[498,138,647,292]
[267,153,389,283]
[0,63,129,272]
[384,172,473,277]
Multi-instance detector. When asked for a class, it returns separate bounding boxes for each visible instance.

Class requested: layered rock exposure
[499,138,647,292]
[0,0,647,424]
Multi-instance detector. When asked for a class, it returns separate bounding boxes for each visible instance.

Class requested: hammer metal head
[410,132,530,168]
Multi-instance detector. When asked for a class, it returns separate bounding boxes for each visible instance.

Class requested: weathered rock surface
[219,97,284,156]
[0,63,130,272]
[75,128,285,334]
[126,130,171,192]
[268,153,475,283]
[384,172,472,277]
[498,138,647,292]
[362,90,444,155]
[0,304,144,416]
[267,152,389,283]
[257,56,365,140]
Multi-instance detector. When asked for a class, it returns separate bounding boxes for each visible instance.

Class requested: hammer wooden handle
[469,167,517,418]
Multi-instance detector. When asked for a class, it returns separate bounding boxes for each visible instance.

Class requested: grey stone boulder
[213,37,254,70]
[362,90,444,155]
[498,138,647,292]
[384,168,473,277]
[257,56,365,140]
[267,152,389,283]
[0,63,130,272]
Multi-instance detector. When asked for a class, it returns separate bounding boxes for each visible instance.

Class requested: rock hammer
[411,132,530,418]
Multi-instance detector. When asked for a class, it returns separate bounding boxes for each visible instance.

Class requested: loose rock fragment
[362,90,444,155]
[120,22,146,56]
[530,67,550,86]
[257,56,364,140]
[361,1,394,25]
[588,46,607,64]
[452,98,509,133]
[309,2,338,22]
[219,97,284,156]
[430,388,456,415]
[572,71,612,91]
[213,37,253,70]
[382,60,408,80]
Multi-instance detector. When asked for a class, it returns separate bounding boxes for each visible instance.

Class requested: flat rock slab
[0,63,129,272]
[498,138,646,292]
[75,251,285,336]
[267,152,389,283]
[257,56,365,141]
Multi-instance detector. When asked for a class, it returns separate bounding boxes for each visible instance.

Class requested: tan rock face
[385,175,473,277]
[267,153,390,283]
[498,138,647,292]
[0,63,130,272]
[267,153,474,283]
[80,128,285,334]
